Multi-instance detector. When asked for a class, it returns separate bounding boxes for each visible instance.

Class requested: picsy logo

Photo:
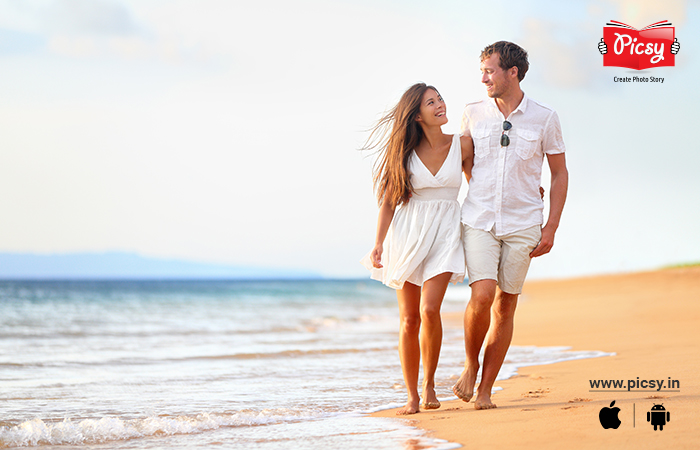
[598,20,680,70]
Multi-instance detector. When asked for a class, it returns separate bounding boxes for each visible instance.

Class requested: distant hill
[0,252,321,280]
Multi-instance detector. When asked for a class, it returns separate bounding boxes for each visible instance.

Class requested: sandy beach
[372,266,700,448]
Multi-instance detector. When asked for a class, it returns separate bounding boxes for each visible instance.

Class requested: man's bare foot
[396,399,420,415]
[452,364,478,403]
[474,391,497,410]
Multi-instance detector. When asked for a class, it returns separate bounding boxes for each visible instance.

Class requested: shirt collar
[514,94,529,114]
[488,93,529,117]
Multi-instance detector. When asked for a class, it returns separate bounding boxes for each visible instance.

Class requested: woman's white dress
[362,134,465,289]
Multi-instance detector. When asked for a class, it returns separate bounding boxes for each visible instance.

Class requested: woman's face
[416,88,447,127]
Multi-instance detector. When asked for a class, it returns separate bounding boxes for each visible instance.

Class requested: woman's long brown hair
[362,83,435,208]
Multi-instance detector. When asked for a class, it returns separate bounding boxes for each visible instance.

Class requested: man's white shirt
[460,95,566,236]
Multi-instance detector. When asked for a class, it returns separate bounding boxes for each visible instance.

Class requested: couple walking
[362,41,569,415]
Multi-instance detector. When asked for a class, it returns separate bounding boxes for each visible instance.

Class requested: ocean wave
[0,409,315,448]
[182,346,396,361]
[0,344,397,370]
[0,326,307,340]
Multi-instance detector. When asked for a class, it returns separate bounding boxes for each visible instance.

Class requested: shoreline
[371,266,700,449]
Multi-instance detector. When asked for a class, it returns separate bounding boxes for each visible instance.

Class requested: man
[452,41,568,410]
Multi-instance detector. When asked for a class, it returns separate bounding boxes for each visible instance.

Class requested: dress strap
[450,133,461,162]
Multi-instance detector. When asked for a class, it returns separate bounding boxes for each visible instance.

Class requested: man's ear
[509,66,519,79]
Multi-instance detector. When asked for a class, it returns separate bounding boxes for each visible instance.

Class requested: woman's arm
[370,197,396,268]
[460,135,474,183]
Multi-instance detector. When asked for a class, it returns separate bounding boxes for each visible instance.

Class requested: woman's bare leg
[419,272,451,408]
[396,282,422,415]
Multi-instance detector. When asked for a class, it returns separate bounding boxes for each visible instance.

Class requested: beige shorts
[462,223,542,294]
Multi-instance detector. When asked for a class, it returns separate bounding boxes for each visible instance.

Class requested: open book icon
[603,20,675,70]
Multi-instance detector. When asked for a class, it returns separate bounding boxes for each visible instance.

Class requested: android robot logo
[647,404,670,431]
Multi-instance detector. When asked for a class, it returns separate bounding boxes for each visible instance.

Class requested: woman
[361,83,473,415]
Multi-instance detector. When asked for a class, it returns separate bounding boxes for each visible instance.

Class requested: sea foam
[0,410,320,448]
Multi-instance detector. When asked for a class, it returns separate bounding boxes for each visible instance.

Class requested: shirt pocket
[471,127,492,158]
[514,128,540,160]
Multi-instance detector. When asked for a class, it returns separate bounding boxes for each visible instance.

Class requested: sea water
[0,280,611,449]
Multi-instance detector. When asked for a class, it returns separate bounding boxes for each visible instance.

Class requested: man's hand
[530,224,555,258]
[598,38,607,55]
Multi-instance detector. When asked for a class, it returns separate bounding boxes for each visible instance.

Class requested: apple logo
[599,400,621,429]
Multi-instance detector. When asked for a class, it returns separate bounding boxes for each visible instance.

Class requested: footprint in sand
[522,388,550,398]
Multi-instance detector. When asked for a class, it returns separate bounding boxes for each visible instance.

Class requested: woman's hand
[370,244,384,268]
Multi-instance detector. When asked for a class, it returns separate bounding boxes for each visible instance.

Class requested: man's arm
[530,152,568,258]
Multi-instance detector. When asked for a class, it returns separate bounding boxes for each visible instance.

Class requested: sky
[1,0,699,279]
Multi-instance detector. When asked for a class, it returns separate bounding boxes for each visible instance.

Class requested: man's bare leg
[452,279,497,403]
[396,282,422,414]
[474,289,518,409]
[419,272,451,409]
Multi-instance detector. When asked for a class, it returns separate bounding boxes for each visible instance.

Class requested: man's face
[480,53,513,99]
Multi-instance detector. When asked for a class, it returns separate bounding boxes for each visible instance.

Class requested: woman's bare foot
[396,398,420,415]
[452,364,478,402]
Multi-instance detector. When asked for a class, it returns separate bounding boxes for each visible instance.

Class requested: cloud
[608,0,687,28]
[44,0,138,36]
[520,16,602,88]
[0,28,45,55]
[0,0,147,59]
[0,0,233,65]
